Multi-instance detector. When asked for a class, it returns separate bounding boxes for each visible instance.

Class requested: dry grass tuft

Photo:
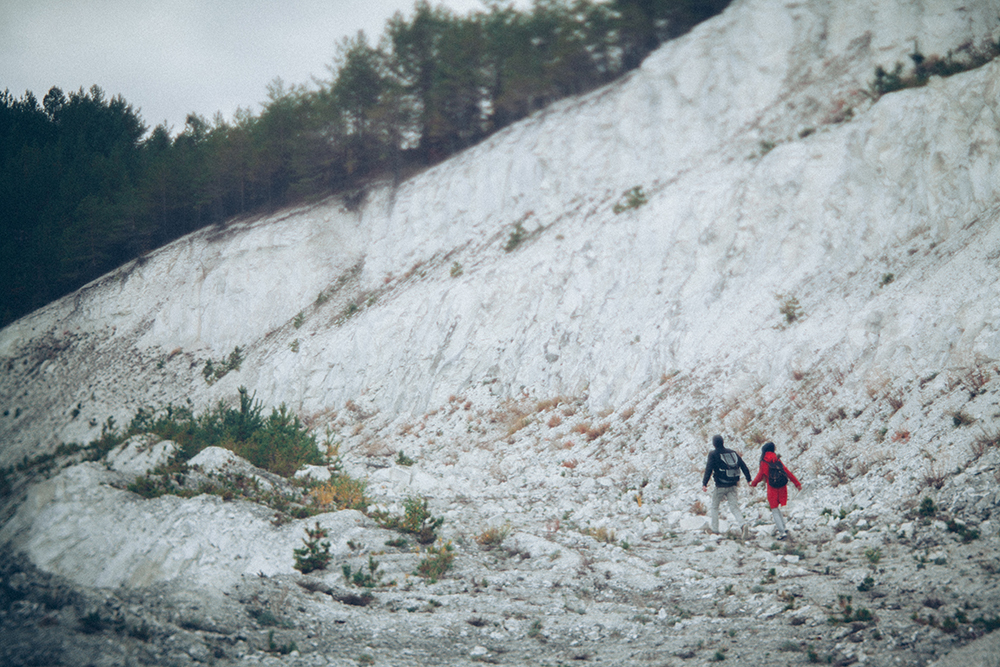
[972,429,1000,458]
[475,524,511,549]
[506,415,533,437]
[690,500,707,516]
[310,476,369,512]
[547,414,563,428]
[891,429,911,443]
[585,423,610,441]
[922,466,947,490]
[583,526,616,543]
[535,396,565,412]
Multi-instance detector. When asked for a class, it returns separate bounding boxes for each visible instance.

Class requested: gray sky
[1,0,526,134]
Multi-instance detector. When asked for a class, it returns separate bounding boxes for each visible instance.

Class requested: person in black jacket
[701,434,752,539]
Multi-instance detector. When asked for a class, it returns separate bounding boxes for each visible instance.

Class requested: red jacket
[752,451,801,509]
[751,452,801,489]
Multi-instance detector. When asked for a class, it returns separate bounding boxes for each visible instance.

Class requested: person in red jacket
[750,442,801,540]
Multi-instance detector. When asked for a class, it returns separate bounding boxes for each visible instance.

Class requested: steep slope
[3,0,1000,665]
[2,0,1000,461]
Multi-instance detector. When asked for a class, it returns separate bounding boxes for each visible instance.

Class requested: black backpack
[716,450,741,482]
[768,458,788,488]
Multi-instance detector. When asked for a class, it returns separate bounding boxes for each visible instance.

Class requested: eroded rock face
[3,0,1000,665]
[0,459,368,591]
[2,0,1000,462]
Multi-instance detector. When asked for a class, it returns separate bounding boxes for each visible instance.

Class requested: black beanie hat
[761,441,776,460]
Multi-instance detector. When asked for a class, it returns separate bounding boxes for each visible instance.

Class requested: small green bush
[203,346,244,385]
[293,522,332,574]
[78,611,106,634]
[505,221,527,252]
[919,497,936,518]
[416,540,455,582]
[946,519,980,543]
[248,607,280,627]
[864,547,882,565]
[266,629,297,654]
[870,42,1000,98]
[126,387,324,477]
[373,496,444,544]
[776,294,803,326]
[612,186,648,214]
[343,555,383,588]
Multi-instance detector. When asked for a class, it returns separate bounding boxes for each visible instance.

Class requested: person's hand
[701,485,707,493]
[795,483,802,491]
[750,481,756,488]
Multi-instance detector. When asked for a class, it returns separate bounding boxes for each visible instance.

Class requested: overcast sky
[1,0,527,134]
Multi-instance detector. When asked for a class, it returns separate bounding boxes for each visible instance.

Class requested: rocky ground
[2,396,998,667]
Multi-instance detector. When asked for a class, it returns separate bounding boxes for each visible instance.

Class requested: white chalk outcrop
[3,0,1000,462]
[1,5,1000,663]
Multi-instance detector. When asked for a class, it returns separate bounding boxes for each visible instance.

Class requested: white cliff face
[3,2,1000,665]
[4,0,1000,463]
[0,0,999,556]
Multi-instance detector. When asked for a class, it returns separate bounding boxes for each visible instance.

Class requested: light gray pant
[711,485,745,533]
[771,508,787,535]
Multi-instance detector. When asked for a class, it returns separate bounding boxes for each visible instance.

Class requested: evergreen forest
[0,0,730,328]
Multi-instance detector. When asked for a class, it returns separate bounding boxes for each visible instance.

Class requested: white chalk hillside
[2,3,1000,661]
[3,0,1000,461]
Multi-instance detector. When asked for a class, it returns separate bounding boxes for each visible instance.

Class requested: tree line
[0,0,729,328]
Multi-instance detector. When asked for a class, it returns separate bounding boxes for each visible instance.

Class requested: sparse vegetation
[775,293,803,326]
[475,524,511,549]
[110,387,326,478]
[416,540,455,582]
[870,41,1000,98]
[583,526,616,543]
[950,409,975,427]
[612,186,648,214]
[505,220,528,252]
[910,494,934,524]
[754,139,777,158]
[372,496,444,544]
[202,346,244,385]
[293,522,332,574]
[309,475,369,512]
[946,519,980,543]
[343,555,384,588]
